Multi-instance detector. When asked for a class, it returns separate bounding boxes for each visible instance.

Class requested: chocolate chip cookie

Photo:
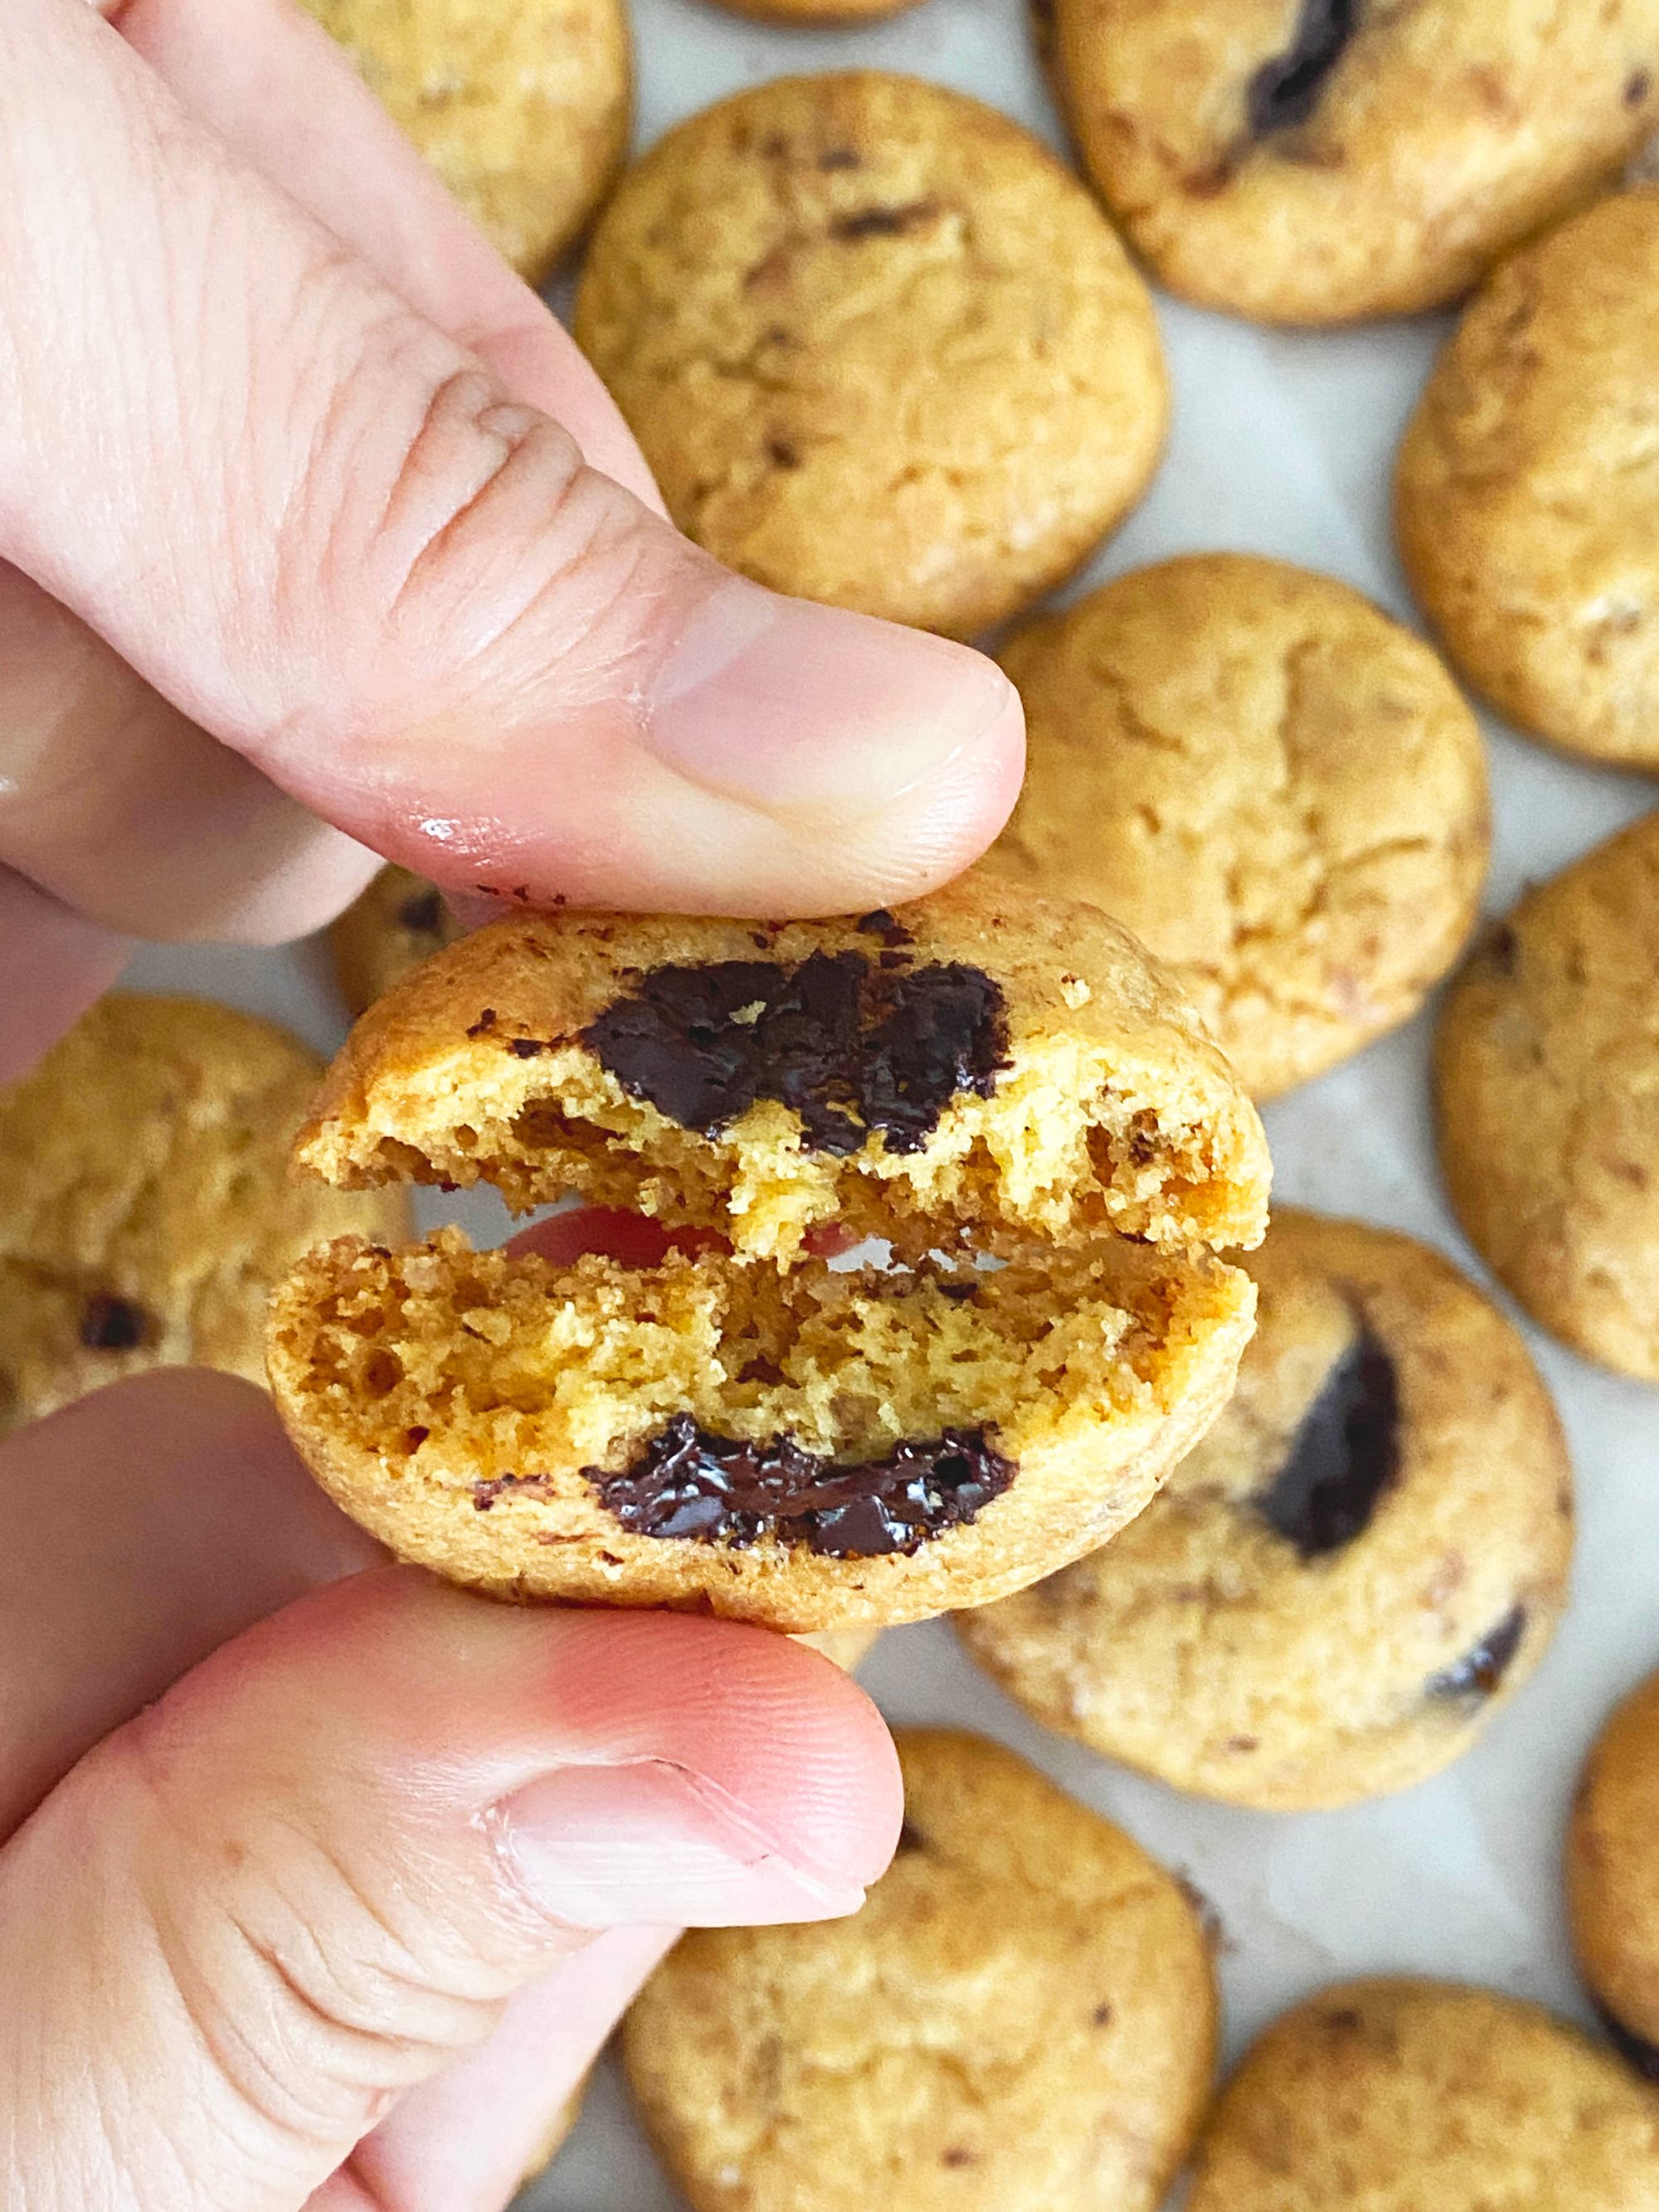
[330,866,463,1017]
[1052,0,1659,324]
[623,1729,1218,2212]
[1189,1978,1659,2210]
[266,879,1270,1629]
[1569,1668,1659,2078]
[988,555,1489,1100]
[301,0,630,282]
[1398,188,1659,769]
[1436,814,1659,1379]
[958,1210,1570,1809]
[573,72,1167,639]
[0,994,409,1438]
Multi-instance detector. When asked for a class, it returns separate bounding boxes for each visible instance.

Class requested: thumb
[0,0,1023,916]
[0,1570,899,2212]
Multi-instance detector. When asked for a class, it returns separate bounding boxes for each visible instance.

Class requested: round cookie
[623,1729,1218,2212]
[1189,1978,1659,2210]
[1051,0,1659,325]
[1435,813,1659,1379]
[267,879,1270,1629]
[1569,1668,1659,2075]
[988,556,1489,1099]
[958,1210,1571,1810]
[0,994,409,1438]
[330,866,464,1018]
[301,0,630,283]
[573,73,1167,639]
[1397,189,1659,769]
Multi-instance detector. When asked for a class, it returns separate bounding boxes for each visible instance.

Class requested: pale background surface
[123,2,1659,2202]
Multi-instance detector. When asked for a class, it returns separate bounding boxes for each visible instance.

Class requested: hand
[0,8,1020,2200]
[0,0,1024,1078]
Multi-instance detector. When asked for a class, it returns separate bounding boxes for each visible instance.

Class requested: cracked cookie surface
[623,1730,1217,2212]
[957,1210,1571,1810]
[1398,189,1659,769]
[1051,0,1659,324]
[301,0,630,281]
[1435,813,1659,1380]
[1190,1978,1659,2210]
[572,71,1167,638]
[1569,1668,1659,2078]
[986,556,1489,1100]
[0,994,408,1437]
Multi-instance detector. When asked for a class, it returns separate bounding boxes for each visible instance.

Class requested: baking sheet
[122,2,1659,2203]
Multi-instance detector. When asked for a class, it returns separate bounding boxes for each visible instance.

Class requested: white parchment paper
[124,2,1659,2202]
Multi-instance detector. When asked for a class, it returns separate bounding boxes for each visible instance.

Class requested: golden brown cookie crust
[1397,189,1659,769]
[301,0,631,282]
[0,994,408,1437]
[624,1730,1218,2212]
[1435,813,1659,1380]
[989,555,1490,1100]
[574,72,1167,639]
[1569,1669,1659,2068]
[958,1209,1572,1810]
[1053,0,1659,325]
[1190,1978,1659,2210]
[329,866,464,1018]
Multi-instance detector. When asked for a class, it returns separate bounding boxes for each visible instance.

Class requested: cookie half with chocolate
[267,881,1269,1629]
[958,1210,1572,1806]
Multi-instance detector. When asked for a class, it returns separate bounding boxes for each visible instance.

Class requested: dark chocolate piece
[507,1037,551,1058]
[586,1412,1013,1558]
[583,951,1007,1156]
[766,436,802,469]
[1256,1323,1400,1556]
[1427,1604,1527,1701]
[1598,2004,1659,2083]
[398,887,445,936]
[466,1008,498,1038]
[79,1294,150,1352]
[854,908,915,947]
[830,201,938,241]
[1247,0,1361,137]
[471,1473,553,1512]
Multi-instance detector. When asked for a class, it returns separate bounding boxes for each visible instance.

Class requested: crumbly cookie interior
[270,1226,1238,1548]
[305,1024,1243,1264]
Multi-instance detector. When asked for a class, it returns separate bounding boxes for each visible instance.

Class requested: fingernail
[489,1759,869,1929]
[645,577,1019,813]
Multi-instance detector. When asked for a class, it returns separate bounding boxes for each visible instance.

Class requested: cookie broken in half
[268,881,1269,1628]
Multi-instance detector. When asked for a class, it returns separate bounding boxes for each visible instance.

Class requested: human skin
[0,3,1024,2204]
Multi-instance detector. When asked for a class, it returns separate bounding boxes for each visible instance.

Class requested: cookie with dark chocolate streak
[1049,0,1659,323]
[958,1209,1571,1808]
[1569,1668,1659,2080]
[266,878,1267,1630]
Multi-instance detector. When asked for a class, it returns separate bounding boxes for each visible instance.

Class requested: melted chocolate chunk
[854,908,915,947]
[80,1294,150,1351]
[1247,0,1361,137]
[586,1412,1014,1558]
[1599,2005,1659,2083]
[1256,1323,1399,1556]
[397,887,445,936]
[471,1473,553,1511]
[1427,1604,1526,1701]
[830,201,938,241]
[584,951,1007,1155]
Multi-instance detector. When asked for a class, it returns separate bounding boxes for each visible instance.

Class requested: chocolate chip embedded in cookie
[574,72,1167,638]
[1569,1669,1659,2078]
[622,1731,1218,2212]
[957,1210,1571,1809]
[0,994,409,1437]
[266,879,1269,1630]
[1189,1979,1659,2210]
[1435,814,1659,1380]
[1398,189,1659,769]
[1051,0,1659,323]
[987,555,1489,1099]
[300,0,631,283]
[329,866,464,1017]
